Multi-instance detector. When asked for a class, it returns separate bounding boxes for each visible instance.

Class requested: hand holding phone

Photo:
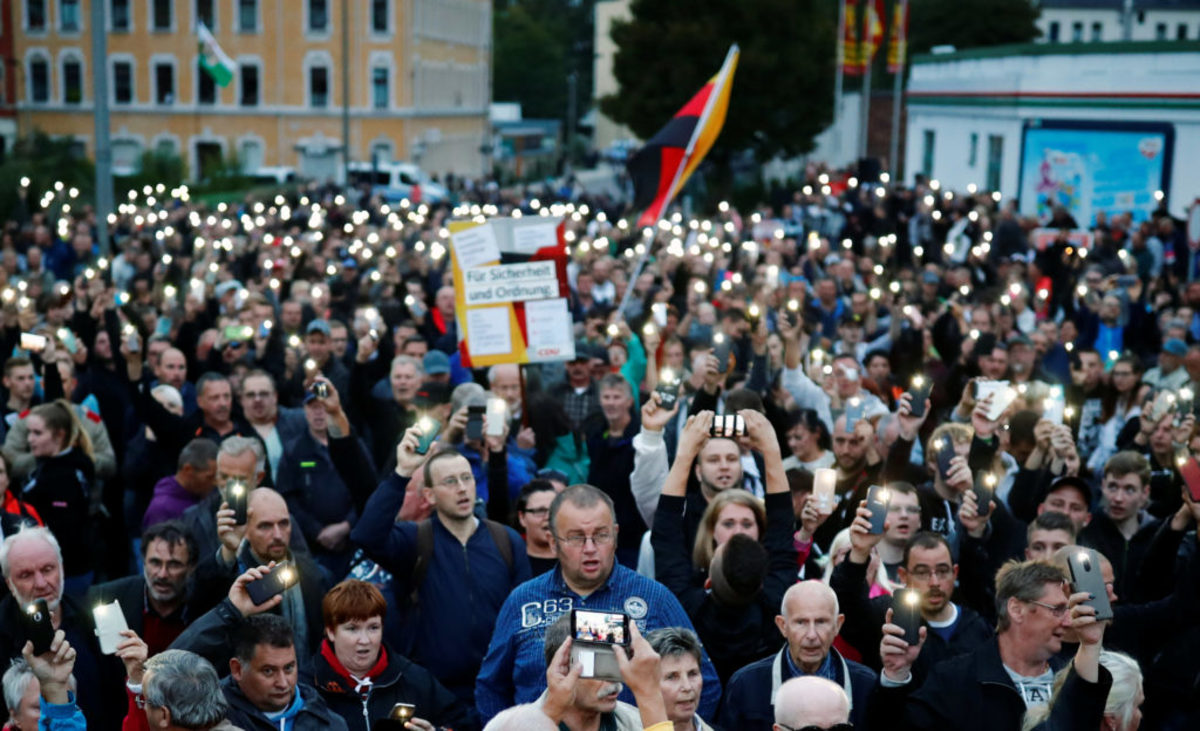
[1067,549,1114,622]
[709,414,745,438]
[655,368,682,410]
[20,599,54,656]
[245,562,299,606]
[891,588,922,642]
[569,609,631,682]
[414,416,441,455]
[865,485,890,534]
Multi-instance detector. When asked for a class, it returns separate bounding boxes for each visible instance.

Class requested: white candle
[813,468,837,511]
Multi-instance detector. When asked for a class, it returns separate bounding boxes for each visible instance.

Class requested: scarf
[320,638,389,697]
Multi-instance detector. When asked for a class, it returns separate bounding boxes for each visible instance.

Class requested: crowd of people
[0,163,1198,731]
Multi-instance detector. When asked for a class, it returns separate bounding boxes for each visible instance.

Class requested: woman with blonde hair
[22,398,97,594]
[691,489,767,571]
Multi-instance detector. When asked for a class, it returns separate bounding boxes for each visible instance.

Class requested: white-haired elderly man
[0,526,114,727]
[774,676,852,731]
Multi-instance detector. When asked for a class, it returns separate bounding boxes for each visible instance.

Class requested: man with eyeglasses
[873,560,1072,730]
[475,483,720,724]
[773,676,852,731]
[351,429,531,707]
[830,520,992,682]
[239,370,307,485]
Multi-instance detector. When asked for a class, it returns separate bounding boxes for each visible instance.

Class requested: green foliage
[908,0,1041,56]
[600,0,837,161]
[117,149,188,196]
[0,132,94,222]
[493,0,595,123]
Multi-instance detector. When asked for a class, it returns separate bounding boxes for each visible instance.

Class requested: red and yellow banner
[887,0,910,74]
[842,0,863,76]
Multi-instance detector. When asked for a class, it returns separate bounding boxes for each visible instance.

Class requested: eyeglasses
[778,724,854,731]
[556,530,615,548]
[437,473,475,488]
[907,566,953,581]
[521,507,550,516]
[1025,599,1069,618]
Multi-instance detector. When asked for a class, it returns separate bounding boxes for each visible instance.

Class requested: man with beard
[0,526,111,727]
[190,488,327,668]
[535,614,643,730]
[87,521,199,656]
[831,524,992,681]
[154,348,197,415]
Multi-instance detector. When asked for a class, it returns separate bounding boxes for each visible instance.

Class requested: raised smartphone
[466,405,485,441]
[865,485,891,535]
[245,562,299,606]
[93,600,129,655]
[1067,549,1114,622]
[892,588,922,642]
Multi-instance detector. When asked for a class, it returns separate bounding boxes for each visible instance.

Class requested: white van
[346,161,448,203]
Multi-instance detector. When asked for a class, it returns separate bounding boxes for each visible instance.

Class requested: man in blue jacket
[718,581,878,731]
[474,483,721,723]
[350,425,531,707]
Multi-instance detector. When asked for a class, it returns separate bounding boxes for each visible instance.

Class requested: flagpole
[833,0,846,165]
[888,0,907,180]
[857,3,872,161]
[619,46,738,318]
[859,57,872,160]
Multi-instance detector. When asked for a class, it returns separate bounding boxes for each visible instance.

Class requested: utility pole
[1122,0,1134,41]
[566,71,577,169]
[833,0,846,164]
[341,0,351,185]
[91,0,112,257]
[888,0,908,180]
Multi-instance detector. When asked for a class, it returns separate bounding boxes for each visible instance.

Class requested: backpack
[408,518,514,606]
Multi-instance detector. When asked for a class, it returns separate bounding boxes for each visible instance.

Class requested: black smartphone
[370,703,417,731]
[227,480,249,525]
[655,369,681,410]
[709,414,745,438]
[414,416,440,455]
[245,562,299,606]
[908,375,932,418]
[712,334,732,374]
[933,437,957,482]
[1067,549,1114,622]
[865,485,890,535]
[20,599,54,655]
[310,381,330,400]
[892,588,922,643]
[972,473,996,516]
[466,405,485,442]
[844,398,864,434]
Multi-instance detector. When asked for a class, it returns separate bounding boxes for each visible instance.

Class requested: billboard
[1018,120,1173,228]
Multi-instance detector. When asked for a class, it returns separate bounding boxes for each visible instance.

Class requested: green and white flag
[197,22,235,87]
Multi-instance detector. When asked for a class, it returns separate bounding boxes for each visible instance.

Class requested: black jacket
[586,415,647,567]
[313,641,479,731]
[20,446,95,576]
[181,488,310,567]
[829,558,995,680]
[1028,665,1113,731]
[222,675,349,731]
[1077,511,1163,600]
[874,636,1068,730]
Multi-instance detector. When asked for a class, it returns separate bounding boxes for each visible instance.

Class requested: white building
[904,40,1200,222]
[1035,0,1200,43]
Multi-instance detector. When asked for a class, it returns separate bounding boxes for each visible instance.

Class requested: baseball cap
[1044,476,1092,508]
[215,280,242,298]
[412,381,450,408]
[423,350,451,375]
[306,319,332,337]
[1164,338,1187,357]
[1007,333,1033,348]
[341,257,358,269]
[536,468,569,484]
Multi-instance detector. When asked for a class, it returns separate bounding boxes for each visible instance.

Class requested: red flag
[842,0,863,76]
[887,0,910,73]
[627,46,739,229]
[863,0,885,68]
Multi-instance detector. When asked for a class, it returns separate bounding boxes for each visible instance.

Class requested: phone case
[21,599,54,655]
[227,483,249,525]
[865,485,890,534]
[415,419,441,455]
[655,379,680,410]
[972,474,995,516]
[486,400,507,437]
[986,387,1017,421]
[466,406,485,441]
[892,588,923,642]
[1067,549,1114,622]
[908,380,932,418]
[845,400,864,434]
[935,439,957,481]
[1043,395,1065,425]
[713,339,732,374]
[1180,457,1200,502]
[246,563,297,606]
[93,600,129,655]
[569,609,630,682]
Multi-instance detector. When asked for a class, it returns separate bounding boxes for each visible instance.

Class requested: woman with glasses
[514,480,558,575]
[1087,354,1146,475]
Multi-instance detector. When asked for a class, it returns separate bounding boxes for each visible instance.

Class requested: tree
[908,0,1041,56]
[493,0,595,124]
[0,132,94,223]
[601,0,836,162]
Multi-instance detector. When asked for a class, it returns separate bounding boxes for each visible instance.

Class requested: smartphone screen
[486,398,507,437]
[466,405,485,441]
[865,485,890,534]
[571,609,630,646]
[19,332,47,352]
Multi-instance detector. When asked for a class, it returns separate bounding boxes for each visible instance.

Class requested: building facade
[904,40,1200,222]
[13,0,491,181]
[1035,0,1200,43]
[592,0,634,152]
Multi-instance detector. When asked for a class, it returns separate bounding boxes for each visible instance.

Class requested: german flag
[627,45,739,229]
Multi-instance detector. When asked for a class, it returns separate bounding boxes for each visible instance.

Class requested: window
[1178,23,1188,40]
[1091,22,1102,41]
[111,0,130,30]
[197,59,216,104]
[27,0,47,31]
[308,0,328,32]
[153,0,171,30]
[1048,21,1059,42]
[30,58,50,102]
[986,135,1003,193]
[154,61,175,104]
[238,0,257,32]
[113,60,133,104]
[372,66,389,109]
[372,0,388,33]
[60,0,80,31]
[967,133,979,167]
[62,57,82,104]
[239,63,258,106]
[310,66,328,108]
[1071,22,1083,42]
[1155,23,1167,40]
[921,130,935,177]
[196,0,214,29]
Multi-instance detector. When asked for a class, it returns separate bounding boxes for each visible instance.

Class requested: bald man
[774,676,851,731]
[719,582,881,730]
[154,347,198,415]
[188,487,329,663]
